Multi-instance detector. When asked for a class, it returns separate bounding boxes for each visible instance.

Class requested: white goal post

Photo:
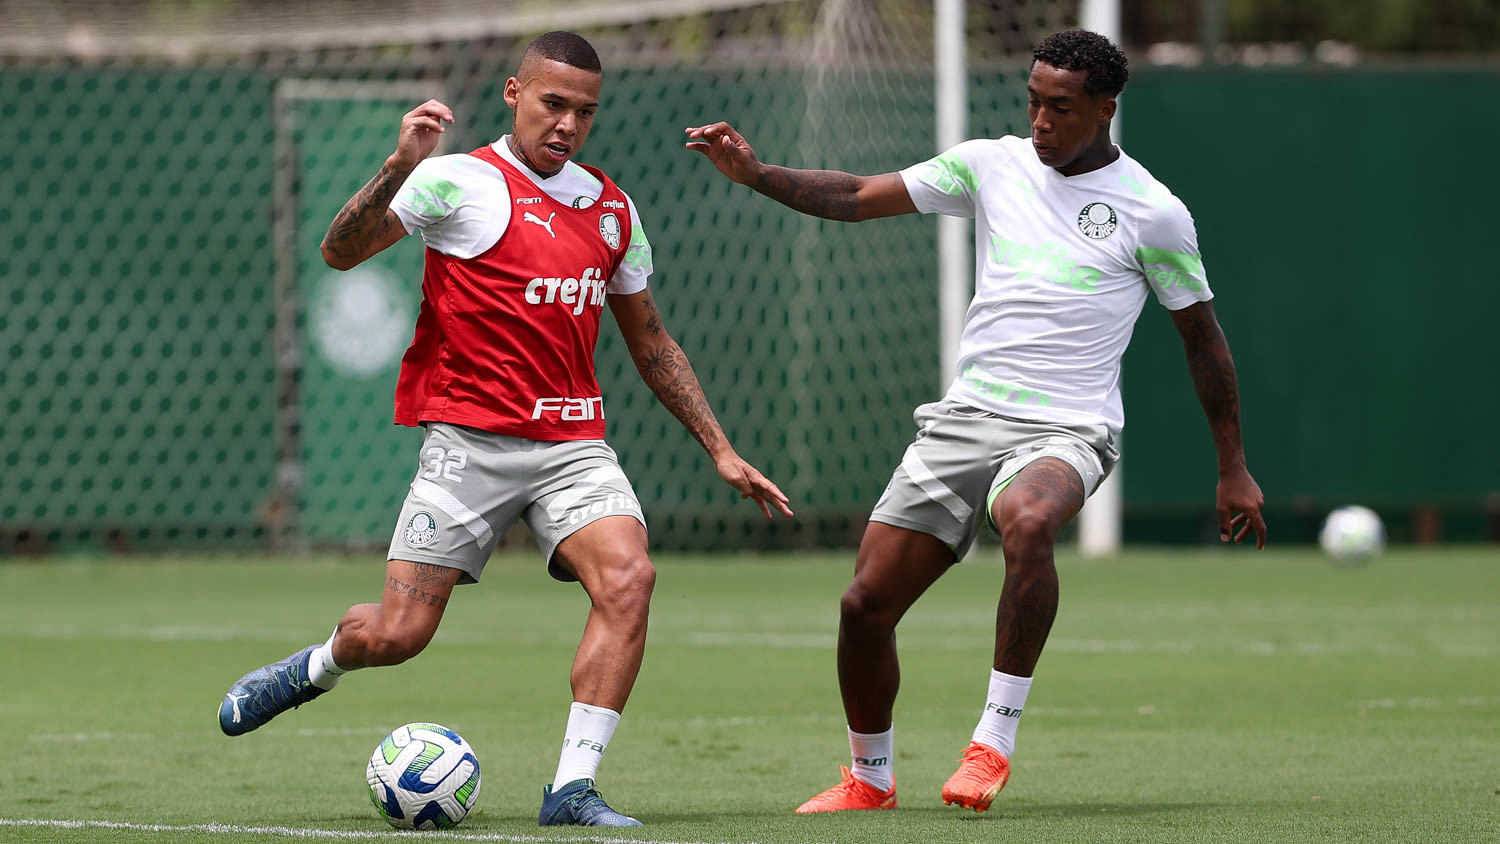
[935,0,1123,556]
[1075,0,1123,556]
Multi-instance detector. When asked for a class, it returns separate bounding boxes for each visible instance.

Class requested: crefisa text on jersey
[524,267,607,315]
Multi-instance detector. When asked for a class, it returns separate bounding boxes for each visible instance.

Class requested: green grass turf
[1,547,1497,843]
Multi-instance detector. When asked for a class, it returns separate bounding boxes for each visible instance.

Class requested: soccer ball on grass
[1318,505,1385,563]
[366,722,481,829]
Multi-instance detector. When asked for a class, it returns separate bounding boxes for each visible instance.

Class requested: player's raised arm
[1169,300,1267,549]
[608,287,793,520]
[320,99,455,270]
[685,121,916,222]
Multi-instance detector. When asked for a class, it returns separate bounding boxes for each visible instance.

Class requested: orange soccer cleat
[794,766,897,813]
[941,742,1011,812]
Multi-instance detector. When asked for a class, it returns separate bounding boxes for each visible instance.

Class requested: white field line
[1350,695,1500,710]
[2,623,1496,659]
[34,697,1497,744]
[34,726,393,742]
[0,818,830,844]
[26,704,1137,745]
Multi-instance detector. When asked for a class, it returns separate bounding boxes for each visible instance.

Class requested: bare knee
[840,577,898,633]
[591,554,656,618]
[1000,502,1060,565]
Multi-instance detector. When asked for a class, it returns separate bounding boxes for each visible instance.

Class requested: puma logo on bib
[523,211,557,238]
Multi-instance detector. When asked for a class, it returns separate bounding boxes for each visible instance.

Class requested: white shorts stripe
[545,465,631,521]
[410,478,495,547]
[899,447,973,524]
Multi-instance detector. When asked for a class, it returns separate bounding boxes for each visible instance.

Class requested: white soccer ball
[1319,505,1385,563]
[366,722,481,829]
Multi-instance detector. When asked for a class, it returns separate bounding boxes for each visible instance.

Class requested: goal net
[0,0,1079,553]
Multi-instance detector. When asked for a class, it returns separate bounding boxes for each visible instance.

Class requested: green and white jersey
[390,135,652,295]
[900,135,1212,434]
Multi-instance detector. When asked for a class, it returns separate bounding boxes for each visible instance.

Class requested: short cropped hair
[523,30,602,73]
[1032,30,1129,97]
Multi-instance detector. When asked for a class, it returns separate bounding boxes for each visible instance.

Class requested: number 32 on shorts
[422,447,468,483]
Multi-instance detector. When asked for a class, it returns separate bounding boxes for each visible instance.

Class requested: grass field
[2,547,1497,843]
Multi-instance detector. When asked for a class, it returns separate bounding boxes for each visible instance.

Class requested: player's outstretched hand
[1217,467,1267,549]
[714,452,794,520]
[392,99,455,170]
[685,122,762,186]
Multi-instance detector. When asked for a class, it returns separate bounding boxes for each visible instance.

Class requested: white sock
[970,669,1032,758]
[848,726,894,792]
[551,702,622,789]
[308,627,347,691]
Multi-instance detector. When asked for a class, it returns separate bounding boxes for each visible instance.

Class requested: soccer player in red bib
[217,31,792,828]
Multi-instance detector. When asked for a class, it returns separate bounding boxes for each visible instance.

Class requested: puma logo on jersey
[525,267,607,315]
[523,211,557,238]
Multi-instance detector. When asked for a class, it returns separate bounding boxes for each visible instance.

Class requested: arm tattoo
[1177,306,1246,469]
[321,161,410,266]
[635,341,726,454]
[642,294,663,336]
[385,574,448,609]
[753,165,861,221]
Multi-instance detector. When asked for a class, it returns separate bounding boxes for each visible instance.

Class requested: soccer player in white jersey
[687,29,1267,814]
[216,31,792,827]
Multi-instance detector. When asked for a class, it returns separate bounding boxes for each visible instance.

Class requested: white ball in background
[1319,505,1386,563]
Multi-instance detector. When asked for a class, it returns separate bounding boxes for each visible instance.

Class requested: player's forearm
[632,340,732,458]
[751,164,863,222]
[320,156,413,270]
[1180,322,1248,473]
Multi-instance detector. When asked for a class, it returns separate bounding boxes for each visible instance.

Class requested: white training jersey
[900,135,1213,434]
[391,135,652,296]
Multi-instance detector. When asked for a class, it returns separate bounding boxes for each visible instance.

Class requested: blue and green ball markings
[367,722,482,829]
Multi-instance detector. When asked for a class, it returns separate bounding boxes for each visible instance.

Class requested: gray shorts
[387,423,646,584]
[868,401,1119,559]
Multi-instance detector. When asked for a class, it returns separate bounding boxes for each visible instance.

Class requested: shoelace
[815,769,877,801]
[956,745,1005,778]
[558,787,613,819]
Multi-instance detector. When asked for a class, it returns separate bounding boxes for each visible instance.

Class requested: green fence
[0,63,955,552]
[0,70,279,550]
[3,61,1494,552]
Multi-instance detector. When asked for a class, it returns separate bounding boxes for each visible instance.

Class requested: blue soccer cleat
[218,644,326,736]
[538,778,642,827]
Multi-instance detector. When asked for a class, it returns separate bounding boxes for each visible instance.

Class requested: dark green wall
[1120,67,1498,535]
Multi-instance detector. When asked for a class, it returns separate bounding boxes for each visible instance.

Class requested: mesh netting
[0,0,1074,552]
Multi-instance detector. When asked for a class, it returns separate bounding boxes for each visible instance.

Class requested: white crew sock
[552,702,622,789]
[308,627,348,691]
[848,726,894,792]
[970,669,1032,758]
